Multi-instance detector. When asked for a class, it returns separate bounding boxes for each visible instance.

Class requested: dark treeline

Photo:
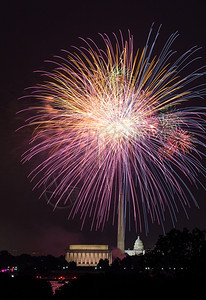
[1,228,206,299]
[0,251,66,276]
[111,227,206,274]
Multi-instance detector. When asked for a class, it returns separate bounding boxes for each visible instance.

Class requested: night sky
[1,0,206,256]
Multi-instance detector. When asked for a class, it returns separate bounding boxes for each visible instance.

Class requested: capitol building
[125,236,145,256]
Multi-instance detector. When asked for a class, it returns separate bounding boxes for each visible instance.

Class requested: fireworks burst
[20,25,206,233]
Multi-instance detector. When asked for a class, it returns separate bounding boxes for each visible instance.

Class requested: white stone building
[125,236,145,256]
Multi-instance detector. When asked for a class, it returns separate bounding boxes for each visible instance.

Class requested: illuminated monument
[125,236,145,256]
[65,244,112,267]
[117,192,125,253]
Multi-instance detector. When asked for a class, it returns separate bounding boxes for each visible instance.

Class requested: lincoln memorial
[65,244,112,267]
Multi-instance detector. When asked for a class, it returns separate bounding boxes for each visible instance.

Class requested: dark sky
[1,0,206,256]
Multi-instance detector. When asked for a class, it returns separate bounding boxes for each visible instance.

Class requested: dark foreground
[55,271,206,299]
[1,270,205,300]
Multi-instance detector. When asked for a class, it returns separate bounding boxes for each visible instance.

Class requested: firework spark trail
[19,25,206,233]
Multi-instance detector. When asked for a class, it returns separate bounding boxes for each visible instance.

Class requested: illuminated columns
[65,245,112,266]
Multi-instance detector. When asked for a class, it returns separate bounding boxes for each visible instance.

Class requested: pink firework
[20,26,206,233]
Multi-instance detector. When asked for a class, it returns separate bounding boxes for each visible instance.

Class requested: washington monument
[117,192,125,253]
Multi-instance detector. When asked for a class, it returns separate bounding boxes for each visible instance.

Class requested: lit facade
[65,245,112,267]
[125,236,145,256]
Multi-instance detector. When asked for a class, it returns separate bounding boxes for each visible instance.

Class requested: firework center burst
[100,117,134,141]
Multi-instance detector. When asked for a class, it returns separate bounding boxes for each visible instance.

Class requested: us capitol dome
[125,236,145,256]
